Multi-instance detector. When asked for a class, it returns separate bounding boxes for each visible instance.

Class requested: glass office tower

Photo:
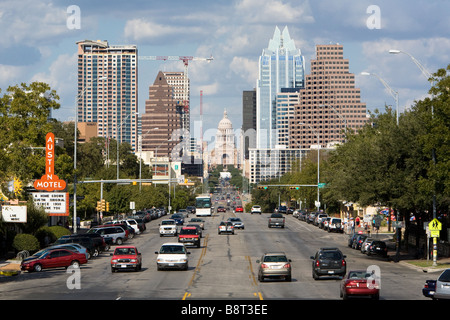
[256,26,305,149]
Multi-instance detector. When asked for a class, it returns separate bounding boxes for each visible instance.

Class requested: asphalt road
[0,209,433,301]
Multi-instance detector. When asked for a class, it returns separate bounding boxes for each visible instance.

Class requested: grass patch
[407,260,450,269]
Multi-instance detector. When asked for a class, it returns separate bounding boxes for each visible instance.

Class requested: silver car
[228,217,244,229]
[257,252,292,282]
[434,268,450,300]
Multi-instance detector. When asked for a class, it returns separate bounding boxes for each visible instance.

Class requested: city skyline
[0,0,448,140]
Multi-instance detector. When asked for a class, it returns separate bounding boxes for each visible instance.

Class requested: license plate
[120,265,127,268]
[168,263,174,266]
[328,270,334,274]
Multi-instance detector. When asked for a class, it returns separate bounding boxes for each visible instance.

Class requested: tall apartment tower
[242,89,257,160]
[163,71,190,132]
[256,26,305,149]
[76,40,138,151]
[141,71,181,159]
[289,44,368,148]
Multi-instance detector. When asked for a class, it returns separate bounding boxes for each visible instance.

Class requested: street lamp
[73,76,106,233]
[361,72,399,125]
[298,122,320,210]
[389,49,432,80]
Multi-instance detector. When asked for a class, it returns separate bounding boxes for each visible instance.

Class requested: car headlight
[111,259,118,263]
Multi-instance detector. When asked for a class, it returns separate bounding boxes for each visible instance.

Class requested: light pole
[116,112,138,180]
[139,127,159,190]
[389,49,437,265]
[298,122,320,210]
[73,76,106,233]
[361,72,399,125]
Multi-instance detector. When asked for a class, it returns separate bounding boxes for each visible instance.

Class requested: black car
[186,206,196,214]
[366,240,388,257]
[348,234,359,247]
[352,234,367,250]
[311,247,347,280]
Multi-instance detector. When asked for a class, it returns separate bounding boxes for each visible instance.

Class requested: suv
[110,246,142,272]
[310,247,347,280]
[256,252,292,282]
[218,221,234,234]
[54,235,100,258]
[251,205,262,214]
[277,206,287,214]
[178,226,201,248]
[159,219,178,237]
[87,226,127,245]
[328,218,344,233]
[155,242,190,271]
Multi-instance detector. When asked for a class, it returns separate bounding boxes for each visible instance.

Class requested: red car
[110,246,142,272]
[21,248,88,272]
[340,270,380,300]
[217,206,226,213]
[235,206,244,212]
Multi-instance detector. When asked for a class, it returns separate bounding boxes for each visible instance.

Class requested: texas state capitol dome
[210,109,238,167]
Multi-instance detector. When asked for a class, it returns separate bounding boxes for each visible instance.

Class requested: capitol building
[210,110,239,168]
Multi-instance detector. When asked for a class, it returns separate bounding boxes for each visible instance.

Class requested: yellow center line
[246,255,263,300]
[182,233,209,300]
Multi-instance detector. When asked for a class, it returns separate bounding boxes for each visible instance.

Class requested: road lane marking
[246,255,263,300]
[183,233,209,300]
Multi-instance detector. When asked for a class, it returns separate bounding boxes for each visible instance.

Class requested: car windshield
[114,247,136,255]
[172,214,182,218]
[263,255,288,263]
[180,228,197,235]
[160,245,186,254]
[162,220,175,225]
[438,269,450,282]
[348,271,371,279]
[319,251,343,260]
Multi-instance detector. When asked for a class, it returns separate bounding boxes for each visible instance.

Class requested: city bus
[195,194,212,217]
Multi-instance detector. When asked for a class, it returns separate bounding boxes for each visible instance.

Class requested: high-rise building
[163,71,190,132]
[76,40,138,151]
[256,26,305,149]
[242,89,257,160]
[289,44,368,148]
[141,71,181,159]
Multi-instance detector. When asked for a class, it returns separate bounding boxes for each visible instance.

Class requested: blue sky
[1,0,449,139]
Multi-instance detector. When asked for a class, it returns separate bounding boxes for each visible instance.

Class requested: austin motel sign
[33,133,66,191]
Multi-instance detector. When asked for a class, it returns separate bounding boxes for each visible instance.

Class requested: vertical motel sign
[33,133,69,216]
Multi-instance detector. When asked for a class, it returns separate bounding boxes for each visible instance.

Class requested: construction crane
[138,55,213,115]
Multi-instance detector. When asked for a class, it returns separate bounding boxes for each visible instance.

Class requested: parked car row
[294,210,344,233]
[348,233,388,258]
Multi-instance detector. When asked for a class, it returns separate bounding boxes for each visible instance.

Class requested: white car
[159,219,178,237]
[328,218,344,233]
[251,205,262,214]
[155,243,190,270]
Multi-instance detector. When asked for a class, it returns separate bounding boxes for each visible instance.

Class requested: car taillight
[341,260,346,266]
[315,260,320,267]
[261,263,269,269]
[284,263,291,268]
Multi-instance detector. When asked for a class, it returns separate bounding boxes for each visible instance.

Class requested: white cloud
[229,56,258,85]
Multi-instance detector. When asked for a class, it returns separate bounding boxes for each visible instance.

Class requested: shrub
[35,226,71,248]
[12,234,40,253]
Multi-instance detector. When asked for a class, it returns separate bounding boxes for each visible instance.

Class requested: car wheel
[33,264,42,272]
[312,270,318,280]
[116,238,123,245]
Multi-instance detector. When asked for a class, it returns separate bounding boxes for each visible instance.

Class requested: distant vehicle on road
[340,270,380,300]
[155,243,190,271]
[311,247,346,280]
[110,246,142,272]
[195,194,212,217]
[251,205,262,214]
[21,248,88,272]
[159,219,177,237]
[218,221,234,235]
[268,213,285,228]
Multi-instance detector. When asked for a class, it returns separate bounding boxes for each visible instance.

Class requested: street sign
[428,218,442,231]
[318,183,326,188]
[430,230,440,238]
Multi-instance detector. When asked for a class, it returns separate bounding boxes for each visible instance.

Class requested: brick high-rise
[289,44,368,148]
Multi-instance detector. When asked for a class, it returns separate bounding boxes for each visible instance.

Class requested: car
[171,213,185,225]
[322,217,331,230]
[256,252,292,282]
[307,212,316,224]
[186,206,196,214]
[434,268,450,300]
[340,270,380,300]
[360,238,374,254]
[328,218,344,233]
[54,235,101,258]
[251,205,262,214]
[46,243,90,260]
[110,246,142,272]
[277,206,287,214]
[311,247,347,280]
[159,219,178,237]
[228,217,244,229]
[189,218,205,230]
[21,248,88,272]
[366,240,388,257]
[218,221,234,234]
[422,280,437,299]
[86,226,127,245]
[217,206,226,213]
[186,224,203,238]
[177,208,189,217]
[352,234,368,250]
[155,242,190,271]
[315,214,328,227]
[287,207,295,214]
[235,206,244,213]
[178,226,201,247]
[348,234,359,247]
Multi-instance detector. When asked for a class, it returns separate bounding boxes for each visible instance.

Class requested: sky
[1,0,449,142]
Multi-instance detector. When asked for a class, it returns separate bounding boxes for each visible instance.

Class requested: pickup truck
[268,213,285,228]
[110,245,142,272]
[178,226,201,248]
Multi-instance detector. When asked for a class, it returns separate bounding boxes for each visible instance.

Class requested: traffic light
[289,186,300,190]
[101,199,106,211]
[106,201,110,212]
[257,186,268,190]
